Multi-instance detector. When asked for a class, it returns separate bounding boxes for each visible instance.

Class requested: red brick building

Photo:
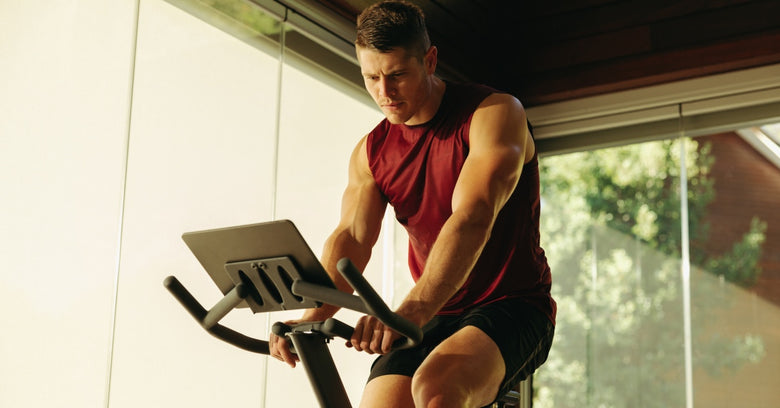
[695,128,780,306]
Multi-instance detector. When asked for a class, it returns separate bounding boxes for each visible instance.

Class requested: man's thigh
[364,298,554,404]
[366,315,460,382]
[414,325,505,406]
[359,375,413,408]
[361,327,503,408]
[460,298,555,399]
[465,298,554,396]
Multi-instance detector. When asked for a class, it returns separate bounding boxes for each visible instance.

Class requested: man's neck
[405,77,446,126]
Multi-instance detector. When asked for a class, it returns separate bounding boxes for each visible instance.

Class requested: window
[534,123,780,407]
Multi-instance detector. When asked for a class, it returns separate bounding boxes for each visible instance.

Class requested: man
[270,1,555,407]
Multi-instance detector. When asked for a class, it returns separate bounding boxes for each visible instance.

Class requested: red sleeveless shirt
[366,82,556,324]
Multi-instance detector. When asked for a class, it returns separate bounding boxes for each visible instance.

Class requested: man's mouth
[382,101,402,110]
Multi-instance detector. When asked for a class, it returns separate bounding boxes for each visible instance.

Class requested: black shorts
[367,297,555,403]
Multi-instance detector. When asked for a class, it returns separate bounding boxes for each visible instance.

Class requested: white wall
[270,61,384,407]
[107,1,280,406]
[0,1,137,406]
[0,0,383,406]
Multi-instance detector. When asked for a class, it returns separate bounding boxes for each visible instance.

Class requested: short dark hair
[355,1,431,59]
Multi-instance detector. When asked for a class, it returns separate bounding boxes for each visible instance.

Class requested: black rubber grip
[322,318,354,340]
[336,258,423,349]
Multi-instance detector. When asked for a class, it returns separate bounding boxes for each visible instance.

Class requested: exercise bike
[164,220,526,407]
[163,220,421,408]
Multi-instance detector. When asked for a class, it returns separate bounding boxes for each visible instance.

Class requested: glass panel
[688,125,780,407]
[536,124,780,407]
[0,1,137,407]
[107,0,281,406]
[267,20,384,407]
[536,139,689,407]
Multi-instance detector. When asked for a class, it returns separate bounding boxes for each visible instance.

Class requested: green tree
[535,138,766,408]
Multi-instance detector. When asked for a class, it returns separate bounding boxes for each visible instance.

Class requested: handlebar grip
[164,275,207,321]
[164,276,270,355]
[336,258,423,349]
[321,318,410,350]
[322,318,354,340]
[272,321,293,337]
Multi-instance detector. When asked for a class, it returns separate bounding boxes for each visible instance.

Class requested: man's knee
[411,366,469,408]
[410,348,501,407]
[410,326,505,407]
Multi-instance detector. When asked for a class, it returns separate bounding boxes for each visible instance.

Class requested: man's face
[357,46,434,125]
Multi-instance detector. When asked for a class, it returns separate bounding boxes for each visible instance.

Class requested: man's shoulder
[447,82,523,117]
[447,81,499,99]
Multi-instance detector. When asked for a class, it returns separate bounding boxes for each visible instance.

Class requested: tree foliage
[535,138,766,407]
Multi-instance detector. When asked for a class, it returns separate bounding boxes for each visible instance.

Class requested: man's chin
[383,111,410,125]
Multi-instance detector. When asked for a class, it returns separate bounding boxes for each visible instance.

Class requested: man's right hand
[269,320,301,368]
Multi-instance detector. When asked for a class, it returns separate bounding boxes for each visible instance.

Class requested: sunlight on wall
[107,1,280,406]
[0,1,137,406]
[270,60,384,406]
[1,0,383,406]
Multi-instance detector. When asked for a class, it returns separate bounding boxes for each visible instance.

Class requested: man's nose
[378,77,394,98]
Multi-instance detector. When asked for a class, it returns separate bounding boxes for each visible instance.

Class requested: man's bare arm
[395,93,532,328]
[302,136,388,321]
[270,135,386,366]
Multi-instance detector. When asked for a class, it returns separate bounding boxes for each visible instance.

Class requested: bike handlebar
[335,258,422,349]
[164,257,422,354]
[163,276,270,354]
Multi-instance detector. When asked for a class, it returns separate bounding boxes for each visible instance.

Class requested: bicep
[318,138,386,297]
[336,136,387,249]
[452,94,529,220]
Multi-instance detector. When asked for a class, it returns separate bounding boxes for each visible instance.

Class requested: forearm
[394,94,530,326]
[395,209,493,326]
[300,225,376,321]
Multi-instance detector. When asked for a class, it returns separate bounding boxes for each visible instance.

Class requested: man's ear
[424,46,438,74]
